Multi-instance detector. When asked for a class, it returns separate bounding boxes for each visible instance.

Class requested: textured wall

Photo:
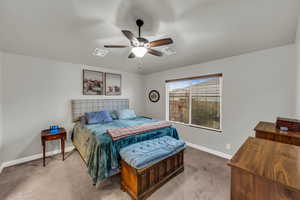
[1,52,145,163]
[296,16,300,116]
[0,52,3,166]
[0,44,297,163]
[144,45,296,156]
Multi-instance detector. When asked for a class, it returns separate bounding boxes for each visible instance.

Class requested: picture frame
[105,73,122,96]
[83,69,105,95]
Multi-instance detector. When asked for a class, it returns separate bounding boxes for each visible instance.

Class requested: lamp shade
[132,47,147,57]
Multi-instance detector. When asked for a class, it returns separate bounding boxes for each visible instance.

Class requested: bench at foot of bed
[119,136,186,200]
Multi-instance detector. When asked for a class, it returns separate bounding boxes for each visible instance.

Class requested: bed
[71,99,179,185]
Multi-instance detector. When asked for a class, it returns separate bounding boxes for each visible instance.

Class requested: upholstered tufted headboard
[71,99,129,122]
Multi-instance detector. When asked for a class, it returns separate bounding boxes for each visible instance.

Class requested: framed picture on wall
[83,70,104,95]
[105,73,121,96]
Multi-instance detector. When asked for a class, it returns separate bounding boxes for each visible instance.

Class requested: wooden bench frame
[120,150,185,200]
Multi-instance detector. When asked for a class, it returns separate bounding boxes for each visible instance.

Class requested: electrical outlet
[226,144,231,150]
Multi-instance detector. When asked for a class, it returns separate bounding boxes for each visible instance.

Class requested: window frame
[166,73,223,133]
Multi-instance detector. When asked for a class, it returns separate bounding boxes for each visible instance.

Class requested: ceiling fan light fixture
[132,47,147,57]
[104,19,173,59]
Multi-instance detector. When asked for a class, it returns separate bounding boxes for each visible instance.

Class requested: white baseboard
[0,146,75,172]
[0,143,231,174]
[186,142,232,160]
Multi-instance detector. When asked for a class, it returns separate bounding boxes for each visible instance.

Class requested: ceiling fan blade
[148,49,163,57]
[104,45,129,48]
[128,52,136,59]
[149,38,173,47]
[122,30,139,45]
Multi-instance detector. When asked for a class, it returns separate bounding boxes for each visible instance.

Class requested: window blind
[167,73,222,131]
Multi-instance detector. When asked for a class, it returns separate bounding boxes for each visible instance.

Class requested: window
[166,73,222,131]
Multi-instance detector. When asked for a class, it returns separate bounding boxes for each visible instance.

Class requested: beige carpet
[0,147,230,200]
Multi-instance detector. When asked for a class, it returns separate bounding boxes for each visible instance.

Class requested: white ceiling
[0,0,300,74]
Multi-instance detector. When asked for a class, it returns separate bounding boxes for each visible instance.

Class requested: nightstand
[41,128,67,167]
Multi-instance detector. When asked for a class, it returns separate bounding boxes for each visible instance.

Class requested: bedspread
[72,117,179,185]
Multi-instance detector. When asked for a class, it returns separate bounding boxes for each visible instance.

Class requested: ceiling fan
[104,19,173,58]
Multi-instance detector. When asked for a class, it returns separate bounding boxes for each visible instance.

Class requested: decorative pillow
[109,110,118,120]
[80,116,87,126]
[85,110,113,124]
[117,109,137,120]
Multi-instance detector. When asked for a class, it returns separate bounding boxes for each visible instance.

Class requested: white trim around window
[165,73,223,133]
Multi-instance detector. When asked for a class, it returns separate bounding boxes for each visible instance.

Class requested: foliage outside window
[167,74,222,131]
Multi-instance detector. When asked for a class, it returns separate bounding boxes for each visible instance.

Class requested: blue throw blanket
[83,117,179,184]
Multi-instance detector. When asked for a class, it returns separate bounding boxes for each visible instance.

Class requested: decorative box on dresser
[228,137,300,200]
[255,121,300,146]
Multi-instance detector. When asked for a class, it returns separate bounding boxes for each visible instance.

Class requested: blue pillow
[117,109,137,120]
[85,110,113,124]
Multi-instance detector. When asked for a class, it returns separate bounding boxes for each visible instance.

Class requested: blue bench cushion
[119,136,186,169]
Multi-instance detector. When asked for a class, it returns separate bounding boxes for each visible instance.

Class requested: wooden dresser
[228,137,300,200]
[255,121,300,146]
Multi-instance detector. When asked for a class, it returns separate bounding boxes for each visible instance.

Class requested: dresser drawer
[256,131,274,141]
[255,122,300,146]
[43,133,65,141]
